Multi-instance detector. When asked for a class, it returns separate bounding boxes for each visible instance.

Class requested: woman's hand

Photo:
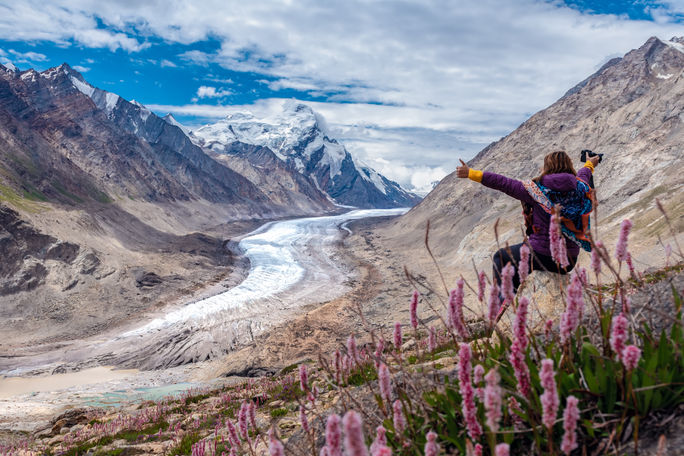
[457,159,470,178]
[589,155,600,167]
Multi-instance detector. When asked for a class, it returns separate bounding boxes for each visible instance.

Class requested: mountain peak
[163,113,190,134]
[191,101,420,208]
[0,61,18,73]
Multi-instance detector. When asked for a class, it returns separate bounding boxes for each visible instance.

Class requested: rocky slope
[190,101,422,208]
[380,36,684,283]
[0,63,336,348]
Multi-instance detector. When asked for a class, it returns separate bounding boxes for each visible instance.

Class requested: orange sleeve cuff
[583,161,595,172]
[468,169,483,183]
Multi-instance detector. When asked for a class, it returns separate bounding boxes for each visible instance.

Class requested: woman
[456,151,600,294]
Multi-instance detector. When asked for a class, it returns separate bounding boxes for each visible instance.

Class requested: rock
[401,339,416,351]
[135,271,163,288]
[48,434,64,445]
[507,270,571,333]
[70,424,85,433]
[34,427,53,439]
[59,426,70,434]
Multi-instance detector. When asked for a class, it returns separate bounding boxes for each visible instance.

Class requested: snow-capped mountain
[190,101,421,209]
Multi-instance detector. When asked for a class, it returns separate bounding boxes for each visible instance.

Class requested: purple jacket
[481,167,593,258]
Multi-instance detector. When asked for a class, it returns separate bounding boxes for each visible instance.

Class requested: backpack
[522,177,594,252]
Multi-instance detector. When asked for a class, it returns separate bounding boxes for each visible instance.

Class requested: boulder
[497,270,570,335]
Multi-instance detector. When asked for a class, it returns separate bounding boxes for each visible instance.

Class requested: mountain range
[0,62,418,346]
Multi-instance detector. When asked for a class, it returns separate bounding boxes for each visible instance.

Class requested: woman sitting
[456,150,599,295]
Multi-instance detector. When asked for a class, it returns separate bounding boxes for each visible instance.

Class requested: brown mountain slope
[379,36,683,284]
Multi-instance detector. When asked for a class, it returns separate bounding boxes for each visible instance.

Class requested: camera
[581,149,604,163]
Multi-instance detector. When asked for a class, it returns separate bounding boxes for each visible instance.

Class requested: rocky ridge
[190,100,422,208]
[380,36,684,284]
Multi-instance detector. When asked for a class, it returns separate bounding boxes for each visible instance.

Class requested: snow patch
[664,38,684,54]
[656,73,674,79]
[20,70,37,82]
[69,76,94,97]
[1,62,17,72]
[163,114,189,134]
[105,92,119,112]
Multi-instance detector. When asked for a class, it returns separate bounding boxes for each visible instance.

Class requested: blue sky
[0,0,682,193]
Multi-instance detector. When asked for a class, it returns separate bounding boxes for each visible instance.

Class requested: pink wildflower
[615,219,633,262]
[495,443,510,456]
[545,319,554,340]
[626,252,636,279]
[474,443,483,456]
[591,241,603,276]
[299,364,309,392]
[393,322,403,350]
[560,396,580,455]
[501,262,515,306]
[238,401,249,439]
[325,414,342,456]
[226,419,240,446]
[369,426,387,455]
[320,447,330,456]
[560,273,584,344]
[519,244,530,283]
[448,279,467,338]
[343,411,369,456]
[424,431,439,456]
[410,290,419,329]
[540,359,559,431]
[474,364,485,402]
[269,430,285,456]
[477,271,487,302]
[334,350,342,384]
[392,400,406,435]
[347,335,358,365]
[428,326,436,352]
[248,401,257,430]
[610,313,629,360]
[484,368,502,433]
[374,339,384,368]
[371,448,391,456]
[550,208,569,267]
[378,363,393,404]
[458,343,483,441]
[488,281,500,325]
[509,297,530,397]
[577,266,588,286]
[508,397,524,429]
[622,345,641,371]
[300,406,309,433]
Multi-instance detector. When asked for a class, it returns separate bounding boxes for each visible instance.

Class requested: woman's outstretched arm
[457,159,535,204]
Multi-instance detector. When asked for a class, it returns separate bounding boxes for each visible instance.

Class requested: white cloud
[160,59,177,68]
[195,85,232,99]
[8,49,47,62]
[2,0,682,191]
[72,65,90,72]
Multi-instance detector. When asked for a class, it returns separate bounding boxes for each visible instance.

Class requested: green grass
[0,182,45,212]
[270,407,288,418]
[168,432,202,456]
[51,180,84,204]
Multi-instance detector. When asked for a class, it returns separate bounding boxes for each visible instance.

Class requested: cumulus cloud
[195,85,232,99]
[3,0,682,190]
[72,65,90,72]
[7,49,47,63]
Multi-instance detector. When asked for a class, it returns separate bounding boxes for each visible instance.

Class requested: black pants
[492,243,577,295]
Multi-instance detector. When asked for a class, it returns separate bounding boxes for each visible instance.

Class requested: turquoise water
[81,382,196,407]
